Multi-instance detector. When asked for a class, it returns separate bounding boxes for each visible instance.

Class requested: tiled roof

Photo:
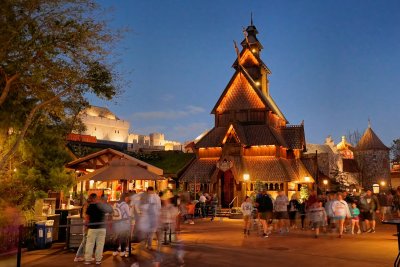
[195,127,227,148]
[242,156,291,182]
[231,123,248,145]
[343,159,360,173]
[242,124,287,147]
[211,67,288,123]
[356,127,389,151]
[232,48,271,74]
[284,159,314,183]
[65,148,163,175]
[181,155,313,184]
[195,123,289,148]
[279,125,305,150]
[179,157,219,183]
[215,71,266,112]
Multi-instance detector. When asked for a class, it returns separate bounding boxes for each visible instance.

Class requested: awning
[77,158,163,181]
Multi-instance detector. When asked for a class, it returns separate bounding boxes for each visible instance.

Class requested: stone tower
[354,123,390,190]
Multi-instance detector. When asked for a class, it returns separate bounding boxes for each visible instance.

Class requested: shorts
[243,215,251,221]
[312,221,324,228]
[259,211,273,221]
[361,211,373,221]
[275,211,289,220]
[333,216,346,221]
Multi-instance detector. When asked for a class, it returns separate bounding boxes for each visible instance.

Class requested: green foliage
[254,180,264,193]
[299,185,309,203]
[0,122,74,209]
[127,151,195,175]
[0,0,122,209]
[0,0,122,171]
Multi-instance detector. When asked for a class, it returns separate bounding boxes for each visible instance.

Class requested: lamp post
[380,181,386,193]
[243,173,250,196]
[372,183,380,194]
[323,179,328,194]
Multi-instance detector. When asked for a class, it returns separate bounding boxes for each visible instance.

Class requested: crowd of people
[241,186,400,239]
[70,184,400,265]
[73,187,187,266]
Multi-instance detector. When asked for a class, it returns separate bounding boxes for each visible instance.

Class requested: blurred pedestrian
[112,193,131,257]
[136,186,161,250]
[210,193,218,221]
[349,202,361,234]
[84,193,112,265]
[274,190,289,234]
[331,192,351,238]
[199,193,207,218]
[309,200,327,238]
[288,194,299,229]
[241,196,253,236]
[359,190,380,233]
[74,194,96,262]
[255,188,274,238]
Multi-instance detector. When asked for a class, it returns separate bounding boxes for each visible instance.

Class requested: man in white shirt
[274,190,289,233]
[199,193,207,218]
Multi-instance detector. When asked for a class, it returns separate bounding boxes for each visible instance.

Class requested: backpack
[112,204,122,220]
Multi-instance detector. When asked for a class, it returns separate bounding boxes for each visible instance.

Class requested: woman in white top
[240,196,253,235]
[331,192,351,238]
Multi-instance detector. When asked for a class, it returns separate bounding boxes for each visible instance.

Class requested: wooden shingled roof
[356,127,389,151]
[180,156,314,184]
[211,65,287,123]
[195,123,305,150]
[279,125,306,150]
[179,157,219,183]
[65,148,163,175]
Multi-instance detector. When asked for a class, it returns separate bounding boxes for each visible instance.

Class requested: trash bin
[35,220,54,249]
[35,221,46,249]
[45,220,54,248]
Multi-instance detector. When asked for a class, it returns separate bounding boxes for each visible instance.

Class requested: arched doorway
[220,170,234,208]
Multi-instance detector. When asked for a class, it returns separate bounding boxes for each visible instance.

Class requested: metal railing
[228,196,237,213]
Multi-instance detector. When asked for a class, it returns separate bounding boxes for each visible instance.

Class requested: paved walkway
[1,218,399,267]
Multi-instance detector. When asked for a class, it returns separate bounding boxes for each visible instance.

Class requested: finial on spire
[368,118,371,128]
[251,12,253,26]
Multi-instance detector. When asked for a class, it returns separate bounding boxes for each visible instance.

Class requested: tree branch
[0,73,19,106]
[0,88,70,172]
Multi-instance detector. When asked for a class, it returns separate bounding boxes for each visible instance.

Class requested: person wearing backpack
[255,188,274,238]
[112,193,131,257]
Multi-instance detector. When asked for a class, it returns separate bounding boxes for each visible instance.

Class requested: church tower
[354,123,390,190]
[180,19,311,207]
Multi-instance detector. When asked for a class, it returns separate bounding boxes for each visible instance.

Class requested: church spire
[241,14,263,52]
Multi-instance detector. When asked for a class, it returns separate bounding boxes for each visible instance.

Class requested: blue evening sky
[91,0,400,146]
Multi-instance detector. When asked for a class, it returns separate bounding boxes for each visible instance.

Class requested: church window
[269,183,274,191]
[279,183,284,190]
[274,183,279,191]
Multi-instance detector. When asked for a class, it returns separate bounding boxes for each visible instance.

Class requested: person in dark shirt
[255,188,273,238]
[84,193,112,265]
